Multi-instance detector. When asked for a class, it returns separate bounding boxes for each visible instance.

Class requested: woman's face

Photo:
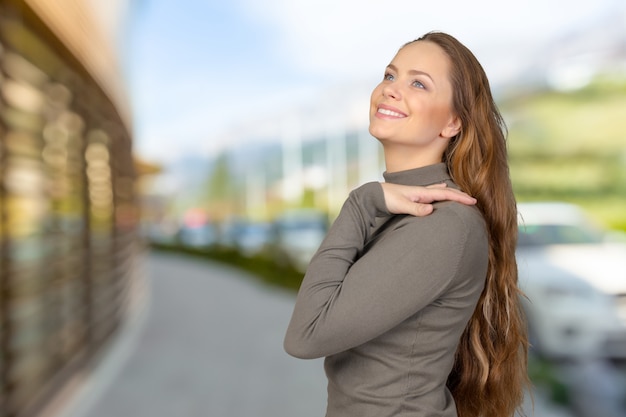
[369,41,460,155]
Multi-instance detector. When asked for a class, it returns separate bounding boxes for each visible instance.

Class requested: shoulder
[432,202,489,261]
[392,201,488,259]
[380,201,488,290]
[434,201,486,231]
[403,201,486,237]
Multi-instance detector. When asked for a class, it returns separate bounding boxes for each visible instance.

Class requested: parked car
[517,202,626,359]
[270,209,328,271]
[178,223,219,248]
[234,221,273,257]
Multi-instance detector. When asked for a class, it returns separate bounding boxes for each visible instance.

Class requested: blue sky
[123,0,622,165]
[126,0,330,163]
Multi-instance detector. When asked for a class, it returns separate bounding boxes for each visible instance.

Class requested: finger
[424,183,474,201]
[413,203,434,216]
[425,183,447,189]
[426,188,476,204]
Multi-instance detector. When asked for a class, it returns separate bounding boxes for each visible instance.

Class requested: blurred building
[0,1,140,416]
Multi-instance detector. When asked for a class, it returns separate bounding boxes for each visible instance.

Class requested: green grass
[527,354,571,406]
[502,77,626,231]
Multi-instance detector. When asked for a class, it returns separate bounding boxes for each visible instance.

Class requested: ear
[441,115,461,139]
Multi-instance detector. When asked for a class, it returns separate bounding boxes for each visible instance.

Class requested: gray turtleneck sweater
[284,163,489,417]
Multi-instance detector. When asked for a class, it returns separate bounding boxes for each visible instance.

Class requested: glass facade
[0,2,138,416]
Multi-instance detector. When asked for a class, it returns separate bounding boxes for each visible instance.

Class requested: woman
[284,31,529,417]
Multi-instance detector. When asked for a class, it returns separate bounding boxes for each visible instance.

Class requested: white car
[517,202,626,359]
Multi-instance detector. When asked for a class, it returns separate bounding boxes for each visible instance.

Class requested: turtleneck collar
[382,163,451,186]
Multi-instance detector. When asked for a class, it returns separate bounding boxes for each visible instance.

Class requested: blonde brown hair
[408,31,530,417]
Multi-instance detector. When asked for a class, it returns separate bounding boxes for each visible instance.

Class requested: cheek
[369,91,380,117]
[420,100,452,124]
[371,82,385,100]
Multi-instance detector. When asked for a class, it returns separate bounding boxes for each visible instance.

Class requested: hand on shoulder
[380,182,476,217]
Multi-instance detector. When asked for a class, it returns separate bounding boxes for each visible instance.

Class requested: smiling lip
[376,104,407,118]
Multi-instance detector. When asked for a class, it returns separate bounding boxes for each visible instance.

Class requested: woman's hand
[381,182,476,217]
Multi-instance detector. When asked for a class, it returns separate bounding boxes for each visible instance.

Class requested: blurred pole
[358,128,382,184]
[621,150,626,190]
[326,126,347,217]
[281,117,303,204]
[245,167,267,221]
[312,147,327,209]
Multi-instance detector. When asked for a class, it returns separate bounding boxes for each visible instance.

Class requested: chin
[369,127,393,143]
[368,124,386,140]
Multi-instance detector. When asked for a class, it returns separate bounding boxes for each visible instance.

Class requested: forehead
[391,41,451,75]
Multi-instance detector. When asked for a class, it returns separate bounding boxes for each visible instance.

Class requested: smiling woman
[284,31,530,417]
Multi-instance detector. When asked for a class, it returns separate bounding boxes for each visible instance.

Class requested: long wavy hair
[407,32,531,417]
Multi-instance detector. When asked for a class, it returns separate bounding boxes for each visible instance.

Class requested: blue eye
[412,80,425,89]
[384,73,394,81]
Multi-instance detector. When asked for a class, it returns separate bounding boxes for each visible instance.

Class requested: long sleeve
[283,181,483,359]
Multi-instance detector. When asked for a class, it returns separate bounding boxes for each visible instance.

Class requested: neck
[382,144,443,173]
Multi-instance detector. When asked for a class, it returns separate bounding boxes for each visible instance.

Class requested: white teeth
[378,108,404,117]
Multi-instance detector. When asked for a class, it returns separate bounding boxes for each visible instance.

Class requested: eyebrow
[387,64,435,84]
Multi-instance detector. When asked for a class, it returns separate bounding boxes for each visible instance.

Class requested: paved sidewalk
[51,251,573,417]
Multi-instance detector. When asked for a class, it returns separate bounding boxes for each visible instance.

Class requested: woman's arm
[284,182,479,359]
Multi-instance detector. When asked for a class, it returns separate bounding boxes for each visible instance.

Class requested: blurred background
[0,0,625,416]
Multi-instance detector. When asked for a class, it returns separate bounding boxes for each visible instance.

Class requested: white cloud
[238,0,617,82]
[130,0,621,164]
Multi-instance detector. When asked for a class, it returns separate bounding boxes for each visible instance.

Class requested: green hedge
[150,242,304,291]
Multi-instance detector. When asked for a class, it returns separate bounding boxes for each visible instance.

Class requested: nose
[382,82,401,100]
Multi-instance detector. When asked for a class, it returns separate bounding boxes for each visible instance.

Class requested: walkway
[48,251,573,417]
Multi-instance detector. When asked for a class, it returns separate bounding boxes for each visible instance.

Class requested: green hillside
[502,76,626,231]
